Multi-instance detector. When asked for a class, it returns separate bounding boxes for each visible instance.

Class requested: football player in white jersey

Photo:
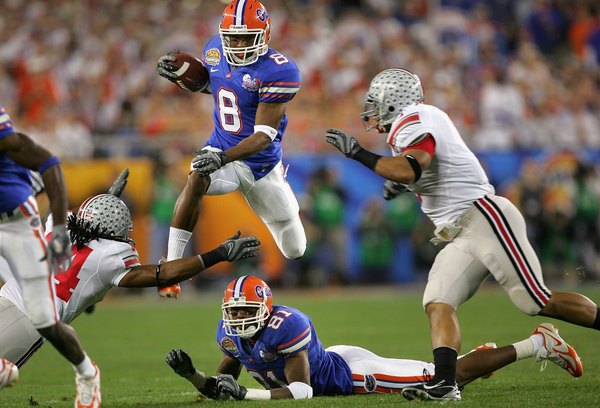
[325,69,599,401]
[0,192,260,371]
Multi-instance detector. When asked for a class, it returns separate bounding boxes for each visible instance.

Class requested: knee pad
[266,216,307,259]
[22,277,57,329]
[507,287,543,316]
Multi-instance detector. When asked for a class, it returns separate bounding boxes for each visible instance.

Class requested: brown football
[170,53,209,92]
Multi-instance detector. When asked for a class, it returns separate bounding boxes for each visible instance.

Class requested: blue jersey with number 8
[200,35,301,180]
[216,305,353,396]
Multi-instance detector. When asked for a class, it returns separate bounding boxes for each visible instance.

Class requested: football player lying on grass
[166,275,583,400]
[0,174,260,368]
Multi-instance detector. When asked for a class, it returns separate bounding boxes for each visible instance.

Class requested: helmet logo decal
[205,48,221,66]
[255,285,264,299]
[256,9,269,22]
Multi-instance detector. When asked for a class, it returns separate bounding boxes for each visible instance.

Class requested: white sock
[74,354,95,378]
[167,228,193,261]
[513,334,542,360]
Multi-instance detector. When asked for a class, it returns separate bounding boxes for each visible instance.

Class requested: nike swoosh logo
[210,67,218,72]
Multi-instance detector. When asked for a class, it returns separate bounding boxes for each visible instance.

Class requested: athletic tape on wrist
[254,125,278,141]
[287,382,313,399]
[244,388,271,400]
[353,148,381,170]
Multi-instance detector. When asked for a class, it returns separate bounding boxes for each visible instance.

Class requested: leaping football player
[166,275,583,401]
[156,0,306,299]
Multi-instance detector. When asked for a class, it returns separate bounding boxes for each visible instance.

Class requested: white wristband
[254,125,278,141]
[244,388,271,400]
[287,381,313,399]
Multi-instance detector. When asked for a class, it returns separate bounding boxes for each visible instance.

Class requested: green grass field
[3,284,600,407]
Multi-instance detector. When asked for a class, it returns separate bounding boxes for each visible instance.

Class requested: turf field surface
[2,284,599,407]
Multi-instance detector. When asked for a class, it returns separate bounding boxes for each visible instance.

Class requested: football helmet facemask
[219,0,271,66]
[361,68,424,132]
[76,194,133,243]
[222,275,273,338]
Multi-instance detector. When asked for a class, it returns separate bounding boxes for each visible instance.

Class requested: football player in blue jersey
[0,104,101,406]
[166,275,582,400]
[156,0,306,299]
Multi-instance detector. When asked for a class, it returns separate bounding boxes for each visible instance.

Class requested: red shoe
[459,342,498,379]
[158,284,181,299]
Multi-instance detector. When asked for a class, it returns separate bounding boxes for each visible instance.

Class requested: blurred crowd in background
[1,0,599,287]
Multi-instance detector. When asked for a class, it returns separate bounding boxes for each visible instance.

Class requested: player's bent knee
[508,288,543,316]
[25,298,57,329]
[281,242,306,259]
[22,277,57,329]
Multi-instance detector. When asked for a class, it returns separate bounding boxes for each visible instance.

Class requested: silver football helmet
[76,194,133,242]
[361,68,424,132]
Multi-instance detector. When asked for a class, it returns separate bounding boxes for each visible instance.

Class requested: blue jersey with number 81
[200,35,301,180]
[216,305,353,396]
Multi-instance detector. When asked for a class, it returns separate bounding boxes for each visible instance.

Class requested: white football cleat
[0,358,19,389]
[533,323,583,377]
[75,362,101,408]
[402,379,461,401]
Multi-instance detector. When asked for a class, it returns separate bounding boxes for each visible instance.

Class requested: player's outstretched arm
[324,128,431,184]
[216,349,313,400]
[117,233,260,288]
[166,349,228,400]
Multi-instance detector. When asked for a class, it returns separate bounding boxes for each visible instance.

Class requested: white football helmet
[219,0,271,66]
[76,194,133,243]
[222,275,273,338]
[361,68,424,132]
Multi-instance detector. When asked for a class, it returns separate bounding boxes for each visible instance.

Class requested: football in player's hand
[169,53,209,93]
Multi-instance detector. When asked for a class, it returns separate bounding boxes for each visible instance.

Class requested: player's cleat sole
[402,380,461,401]
[0,358,19,389]
[75,362,101,408]
[158,283,181,299]
[533,322,583,377]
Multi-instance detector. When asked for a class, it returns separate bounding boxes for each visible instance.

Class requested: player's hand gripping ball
[157,51,209,93]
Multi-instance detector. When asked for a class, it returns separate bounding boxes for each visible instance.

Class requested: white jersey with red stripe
[387,103,495,226]
[0,218,140,324]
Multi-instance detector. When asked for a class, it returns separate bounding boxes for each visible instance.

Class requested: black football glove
[216,374,247,400]
[157,49,182,83]
[325,128,362,158]
[107,168,129,197]
[216,231,261,261]
[198,376,230,400]
[192,150,228,176]
[43,224,72,274]
[383,180,409,200]
[166,349,196,379]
